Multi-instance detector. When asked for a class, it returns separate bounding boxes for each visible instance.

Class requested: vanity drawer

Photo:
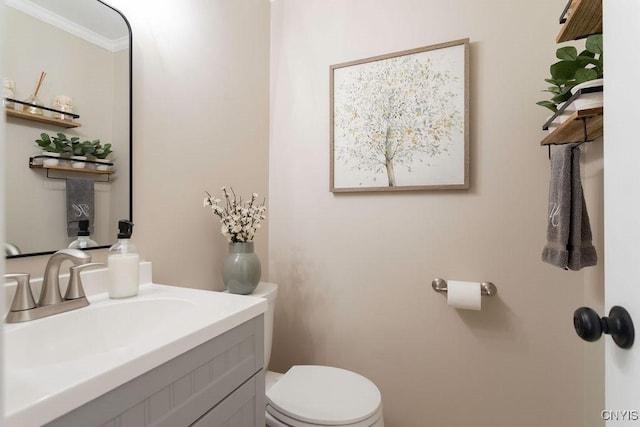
[46,315,264,427]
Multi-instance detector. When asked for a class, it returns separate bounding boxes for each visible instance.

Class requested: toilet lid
[266,365,382,425]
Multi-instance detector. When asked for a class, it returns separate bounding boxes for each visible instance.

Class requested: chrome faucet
[4,249,103,323]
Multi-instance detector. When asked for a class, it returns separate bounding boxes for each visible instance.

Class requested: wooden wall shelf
[29,163,113,183]
[540,107,603,146]
[6,107,81,129]
[541,0,603,147]
[557,0,602,42]
[29,156,114,183]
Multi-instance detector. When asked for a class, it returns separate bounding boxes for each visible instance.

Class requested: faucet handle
[5,273,37,312]
[65,262,104,300]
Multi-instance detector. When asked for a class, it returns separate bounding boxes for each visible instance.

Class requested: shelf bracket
[546,116,592,160]
[542,86,603,131]
[559,0,572,24]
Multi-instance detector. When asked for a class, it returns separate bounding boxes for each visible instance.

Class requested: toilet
[251,282,384,427]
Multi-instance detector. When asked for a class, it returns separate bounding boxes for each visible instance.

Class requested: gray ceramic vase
[222,242,261,294]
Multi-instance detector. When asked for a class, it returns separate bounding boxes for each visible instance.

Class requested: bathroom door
[603,0,640,417]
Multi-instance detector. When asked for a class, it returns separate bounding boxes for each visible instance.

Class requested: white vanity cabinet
[45,316,265,427]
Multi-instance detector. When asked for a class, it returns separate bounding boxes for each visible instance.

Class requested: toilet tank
[249,282,278,368]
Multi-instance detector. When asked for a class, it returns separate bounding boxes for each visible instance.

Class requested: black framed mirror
[3,0,132,258]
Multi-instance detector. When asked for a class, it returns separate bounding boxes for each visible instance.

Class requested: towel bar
[431,278,497,296]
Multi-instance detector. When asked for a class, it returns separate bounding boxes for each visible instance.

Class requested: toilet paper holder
[431,278,498,296]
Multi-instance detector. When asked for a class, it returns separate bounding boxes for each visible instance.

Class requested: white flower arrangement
[204,187,266,243]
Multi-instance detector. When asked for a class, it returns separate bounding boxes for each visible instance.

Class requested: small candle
[53,95,74,121]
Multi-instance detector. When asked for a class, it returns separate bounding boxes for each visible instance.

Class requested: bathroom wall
[6,0,271,290]
[268,0,604,426]
[120,0,270,289]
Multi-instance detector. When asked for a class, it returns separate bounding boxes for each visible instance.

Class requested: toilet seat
[266,365,383,426]
[266,406,384,427]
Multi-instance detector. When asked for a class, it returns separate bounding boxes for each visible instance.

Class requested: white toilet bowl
[249,282,384,427]
[265,365,383,427]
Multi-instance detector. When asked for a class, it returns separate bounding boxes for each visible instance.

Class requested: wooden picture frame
[330,38,469,192]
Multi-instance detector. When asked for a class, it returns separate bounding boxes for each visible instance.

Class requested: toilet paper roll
[447,280,481,310]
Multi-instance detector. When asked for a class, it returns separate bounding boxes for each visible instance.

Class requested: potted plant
[69,136,94,168]
[203,187,267,294]
[90,140,113,170]
[35,132,72,166]
[537,34,603,122]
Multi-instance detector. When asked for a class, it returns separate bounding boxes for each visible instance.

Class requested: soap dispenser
[68,219,98,249]
[107,220,139,298]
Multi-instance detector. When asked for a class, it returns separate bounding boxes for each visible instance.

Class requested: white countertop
[3,263,266,426]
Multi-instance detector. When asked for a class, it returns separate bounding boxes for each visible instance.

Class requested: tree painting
[331,41,467,191]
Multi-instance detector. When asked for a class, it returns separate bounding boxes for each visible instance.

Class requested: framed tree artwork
[330,39,469,192]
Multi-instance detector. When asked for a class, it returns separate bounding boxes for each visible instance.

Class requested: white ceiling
[5,0,129,51]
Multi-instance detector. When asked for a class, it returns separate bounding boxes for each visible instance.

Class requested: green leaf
[544,78,562,87]
[579,50,595,59]
[574,68,598,84]
[586,34,603,55]
[556,46,578,61]
[577,56,599,67]
[552,85,574,104]
[542,87,561,95]
[550,60,582,80]
[536,100,558,112]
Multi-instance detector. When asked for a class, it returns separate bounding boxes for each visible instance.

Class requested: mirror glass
[3,0,131,257]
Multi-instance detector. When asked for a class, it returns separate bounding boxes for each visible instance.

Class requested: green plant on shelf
[35,132,74,155]
[80,139,113,160]
[35,133,113,160]
[537,34,603,113]
[93,141,113,160]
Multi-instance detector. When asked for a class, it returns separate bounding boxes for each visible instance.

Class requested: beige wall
[120,0,270,290]
[269,0,603,426]
[6,0,271,290]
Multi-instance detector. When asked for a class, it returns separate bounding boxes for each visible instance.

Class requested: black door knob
[573,306,635,349]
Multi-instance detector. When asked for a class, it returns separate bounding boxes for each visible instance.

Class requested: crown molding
[5,0,128,52]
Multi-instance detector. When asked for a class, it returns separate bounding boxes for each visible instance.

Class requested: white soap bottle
[107,220,139,298]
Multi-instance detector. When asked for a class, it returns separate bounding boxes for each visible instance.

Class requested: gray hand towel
[66,178,95,237]
[542,144,597,270]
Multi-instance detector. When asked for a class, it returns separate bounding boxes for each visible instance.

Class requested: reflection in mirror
[3,0,132,257]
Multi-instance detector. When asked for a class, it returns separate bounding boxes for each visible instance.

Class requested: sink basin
[3,268,266,426]
[6,297,196,370]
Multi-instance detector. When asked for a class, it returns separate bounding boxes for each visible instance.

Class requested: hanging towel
[542,144,597,270]
[66,178,95,237]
